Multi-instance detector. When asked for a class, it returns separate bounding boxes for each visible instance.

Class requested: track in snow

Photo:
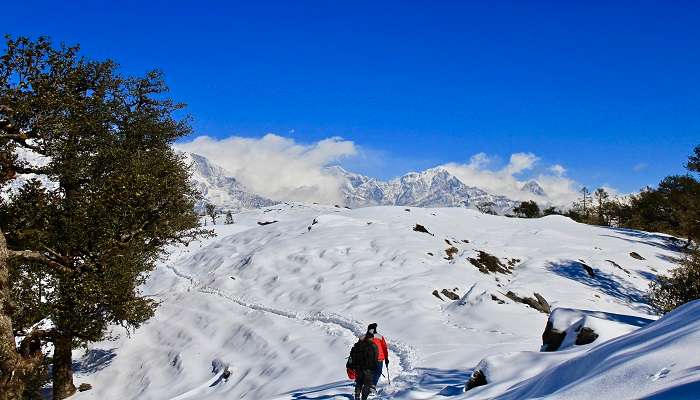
[163,262,421,399]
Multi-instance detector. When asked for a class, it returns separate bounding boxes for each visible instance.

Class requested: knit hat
[367,323,378,334]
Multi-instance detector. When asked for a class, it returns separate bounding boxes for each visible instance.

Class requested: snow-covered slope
[464,300,700,400]
[70,204,694,400]
[328,166,523,214]
[182,152,278,212]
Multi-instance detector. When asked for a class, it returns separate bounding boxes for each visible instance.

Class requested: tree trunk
[0,228,39,400]
[52,333,76,400]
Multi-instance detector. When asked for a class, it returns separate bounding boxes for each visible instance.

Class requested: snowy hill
[68,204,699,400]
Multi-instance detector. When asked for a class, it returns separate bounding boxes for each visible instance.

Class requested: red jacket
[370,334,389,361]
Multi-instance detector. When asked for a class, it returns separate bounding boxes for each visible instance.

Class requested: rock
[468,251,511,274]
[444,246,458,260]
[427,252,434,256]
[432,290,444,301]
[541,320,566,352]
[490,294,505,304]
[580,262,596,277]
[630,252,646,260]
[441,289,460,300]
[78,383,92,392]
[465,369,487,391]
[257,220,278,226]
[606,259,630,274]
[506,291,550,313]
[575,326,599,345]
[413,224,434,236]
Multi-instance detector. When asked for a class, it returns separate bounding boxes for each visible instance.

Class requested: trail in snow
[163,262,422,399]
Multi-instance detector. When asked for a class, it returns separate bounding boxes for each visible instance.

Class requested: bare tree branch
[8,250,74,274]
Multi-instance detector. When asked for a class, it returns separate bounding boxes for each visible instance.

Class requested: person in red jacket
[365,322,389,389]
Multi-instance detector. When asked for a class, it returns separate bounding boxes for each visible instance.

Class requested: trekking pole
[387,366,391,385]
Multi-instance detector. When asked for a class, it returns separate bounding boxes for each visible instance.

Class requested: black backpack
[347,338,378,371]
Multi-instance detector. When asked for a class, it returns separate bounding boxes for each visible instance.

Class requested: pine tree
[580,187,590,218]
[594,188,610,225]
[206,203,217,225]
[687,145,700,173]
[513,201,540,218]
[225,211,234,224]
[0,36,211,399]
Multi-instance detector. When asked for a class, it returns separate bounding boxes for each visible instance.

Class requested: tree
[580,187,590,218]
[687,145,700,173]
[649,251,700,314]
[513,201,541,218]
[225,211,234,225]
[206,203,217,225]
[594,188,610,225]
[542,206,561,216]
[0,36,210,399]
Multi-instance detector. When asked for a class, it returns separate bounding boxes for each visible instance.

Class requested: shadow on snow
[547,260,652,313]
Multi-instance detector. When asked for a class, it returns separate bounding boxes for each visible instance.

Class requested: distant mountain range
[184,152,548,215]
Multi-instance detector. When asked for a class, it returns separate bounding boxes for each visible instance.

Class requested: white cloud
[175,134,357,203]
[175,134,598,209]
[549,164,567,176]
[505,152,540,174]
[441,152,581,207]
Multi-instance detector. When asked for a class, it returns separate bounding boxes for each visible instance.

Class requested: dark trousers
[372,361,383,386]
[354,369,373,400]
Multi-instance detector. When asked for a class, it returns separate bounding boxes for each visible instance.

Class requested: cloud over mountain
[176,134,587,208]
[175,134,357,203]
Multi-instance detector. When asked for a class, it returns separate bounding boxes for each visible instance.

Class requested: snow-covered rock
[465,300,700,400]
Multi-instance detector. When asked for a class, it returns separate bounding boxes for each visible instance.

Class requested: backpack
[347,338,378,372]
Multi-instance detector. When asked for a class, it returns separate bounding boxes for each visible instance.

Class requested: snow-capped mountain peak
[521,180,546,197]
[180,151,278,212]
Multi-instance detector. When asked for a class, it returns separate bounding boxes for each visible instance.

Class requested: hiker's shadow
[287,380,355,399]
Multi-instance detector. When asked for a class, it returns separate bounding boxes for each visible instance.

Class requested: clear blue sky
[4,0,699,192]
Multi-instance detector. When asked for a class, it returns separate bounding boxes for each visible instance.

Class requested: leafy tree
[649,251,700,313]
[225,211,234,225]
[205,203,217,225]
[513,200,540,218]
[0,36,210,399]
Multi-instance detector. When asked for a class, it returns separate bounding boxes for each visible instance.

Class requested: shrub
[649,251,700,313]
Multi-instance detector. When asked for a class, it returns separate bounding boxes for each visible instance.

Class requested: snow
[68,203,698,400]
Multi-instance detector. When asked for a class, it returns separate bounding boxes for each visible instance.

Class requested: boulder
[441,289,460,300]
[465,369,487,391]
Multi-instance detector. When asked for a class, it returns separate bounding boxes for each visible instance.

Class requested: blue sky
[4,0,699,194]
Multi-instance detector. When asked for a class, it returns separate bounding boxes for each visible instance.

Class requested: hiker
[348,332,378,400]
[365,323,390,388]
